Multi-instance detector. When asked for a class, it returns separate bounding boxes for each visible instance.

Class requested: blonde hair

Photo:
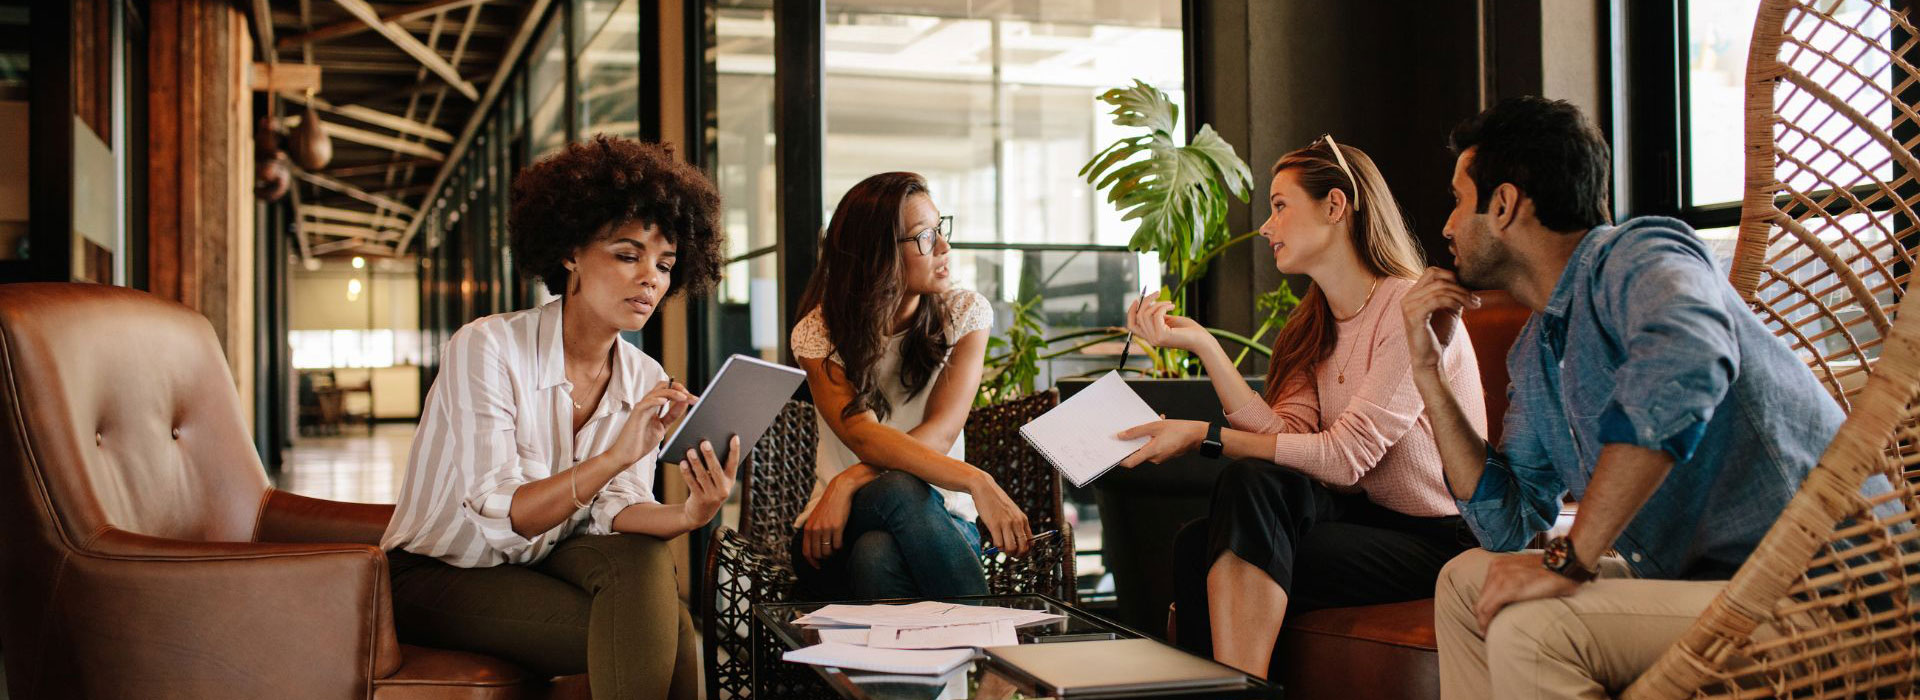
[1261,137,1425,402]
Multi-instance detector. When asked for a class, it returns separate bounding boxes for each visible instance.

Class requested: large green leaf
[1092,80,1180,135]
[1081,81,1251,263]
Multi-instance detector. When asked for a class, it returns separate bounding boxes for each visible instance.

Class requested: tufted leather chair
[0,284,589,700]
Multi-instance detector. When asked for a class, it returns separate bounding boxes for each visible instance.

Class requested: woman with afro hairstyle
[382,136,729,699]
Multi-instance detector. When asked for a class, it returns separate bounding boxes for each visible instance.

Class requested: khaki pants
[1435,548,1726,700]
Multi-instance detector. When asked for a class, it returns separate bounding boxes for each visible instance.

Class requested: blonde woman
[1118,137,1485,678]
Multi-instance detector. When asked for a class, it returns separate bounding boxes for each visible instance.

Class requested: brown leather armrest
[256,488,396,546]
[61,528,404,694]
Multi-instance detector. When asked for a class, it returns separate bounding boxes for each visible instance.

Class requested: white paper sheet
[867,621,1019,649]
[816,627,871,645]
[793,601,1065,629]
[1017,371,1161,487]
[781,642,975,676]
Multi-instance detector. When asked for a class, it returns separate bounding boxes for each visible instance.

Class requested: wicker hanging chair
[1622,0,1920,696]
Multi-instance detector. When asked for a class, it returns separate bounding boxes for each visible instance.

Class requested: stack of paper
[793,600,1065,629]
[781,643,975,676]
[781,602,1067,675]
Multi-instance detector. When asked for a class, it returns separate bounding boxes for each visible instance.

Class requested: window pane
[715,253,780,363]
[528,14,568,156]
[825,68,996,239]
[1687,0,1895,206]
[581,0,641,140]
[716,3,777,258]
[948,246,1155,384]
[822,2,1182,245]
[1693,224,1741,273]
[580,0,623,43]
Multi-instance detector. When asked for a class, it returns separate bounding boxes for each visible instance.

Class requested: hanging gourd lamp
[291,91,333,170]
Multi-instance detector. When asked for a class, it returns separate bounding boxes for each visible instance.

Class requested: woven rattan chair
[1621,1,1920,696]
[702,400,818,700]
[967,389,1078,603]
[701,393,1081,698]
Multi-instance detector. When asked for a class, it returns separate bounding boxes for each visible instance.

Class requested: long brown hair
[1260,139,1425,403]
[799,172,951,422]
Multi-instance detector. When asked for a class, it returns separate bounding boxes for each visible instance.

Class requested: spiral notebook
[1018,371,1160,487]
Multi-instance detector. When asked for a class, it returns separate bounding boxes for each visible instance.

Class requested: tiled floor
[276,422,418,504]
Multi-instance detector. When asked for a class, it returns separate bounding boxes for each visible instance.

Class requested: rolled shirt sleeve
[1455,349,1565,551]
[1589,224,1740,462]
[588,455,661,535]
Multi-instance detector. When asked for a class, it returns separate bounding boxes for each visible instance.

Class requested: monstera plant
[976,80,1296,404]
[1078,79,1294,377]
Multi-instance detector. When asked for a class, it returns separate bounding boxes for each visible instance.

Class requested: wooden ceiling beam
[295,169,419,215]
[282,116,447,159]
[277,0,491,48]
[317,157,439,178]
[284,92,454,142]
[299,222,405,241]
[299,204,408,229]
[398,0,553,253]
[326,0,480,100]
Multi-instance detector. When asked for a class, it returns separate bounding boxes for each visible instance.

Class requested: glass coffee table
[753,593,1283,699]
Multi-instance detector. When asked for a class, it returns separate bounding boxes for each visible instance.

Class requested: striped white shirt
[381,298,665,568]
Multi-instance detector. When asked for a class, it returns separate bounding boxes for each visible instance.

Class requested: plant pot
[1057,375,1262,636]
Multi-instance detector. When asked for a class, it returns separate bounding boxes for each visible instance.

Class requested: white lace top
[789,288,995,524]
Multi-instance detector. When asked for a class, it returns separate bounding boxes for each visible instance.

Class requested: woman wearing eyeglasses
[1115,138,1486,679]
[787,171,1033,600]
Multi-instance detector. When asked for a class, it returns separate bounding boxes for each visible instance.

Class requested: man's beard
[1455,220,1512,291]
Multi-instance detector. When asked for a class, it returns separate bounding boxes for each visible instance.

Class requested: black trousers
[1172,458,1472,668]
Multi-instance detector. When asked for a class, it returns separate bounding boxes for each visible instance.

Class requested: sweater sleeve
[1223,369,1320,434]
[1268,307,1426,487]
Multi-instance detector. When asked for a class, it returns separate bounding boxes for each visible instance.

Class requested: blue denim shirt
[1456,216,1846,580]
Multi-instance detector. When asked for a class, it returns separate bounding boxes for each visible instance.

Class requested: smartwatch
[1200,422,1225,459]
[1542,535,1599,583]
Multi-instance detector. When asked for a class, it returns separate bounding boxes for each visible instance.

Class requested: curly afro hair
[509,135,725,298]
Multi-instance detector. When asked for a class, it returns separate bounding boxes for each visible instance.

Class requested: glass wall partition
[704,0,1186,602]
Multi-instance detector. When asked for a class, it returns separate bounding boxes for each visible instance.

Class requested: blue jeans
[791,470,987,600]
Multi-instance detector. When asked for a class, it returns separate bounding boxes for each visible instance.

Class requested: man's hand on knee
[1474,552,1581,633]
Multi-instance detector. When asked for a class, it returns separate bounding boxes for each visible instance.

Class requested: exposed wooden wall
[73,0,112,145]
[147,0,256,429]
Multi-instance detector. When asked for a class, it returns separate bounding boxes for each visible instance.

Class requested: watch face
[1543,538,1569,570]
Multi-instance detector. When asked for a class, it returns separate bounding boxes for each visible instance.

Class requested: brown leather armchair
[0,284,587,699]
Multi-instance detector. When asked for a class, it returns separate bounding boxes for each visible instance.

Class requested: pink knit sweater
[1224,277,1485,517]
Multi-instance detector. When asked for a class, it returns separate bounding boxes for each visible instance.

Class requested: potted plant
[976,80,1296,402]
[972,80,1301,631]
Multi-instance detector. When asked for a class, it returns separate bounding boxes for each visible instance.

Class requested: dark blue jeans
[790,470,987,600]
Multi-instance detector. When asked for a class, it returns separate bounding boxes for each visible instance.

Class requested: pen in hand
[1118,287,1151,370]
[983,529,1060,557]
[658,376,677,419]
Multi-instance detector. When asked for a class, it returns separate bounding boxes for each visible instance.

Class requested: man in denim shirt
[1401,97,1845,699]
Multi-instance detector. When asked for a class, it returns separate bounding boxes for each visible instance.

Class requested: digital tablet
[656,354,807,466]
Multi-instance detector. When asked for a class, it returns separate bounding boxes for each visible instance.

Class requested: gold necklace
[568,356,612,410]
[1334,277,1383,384]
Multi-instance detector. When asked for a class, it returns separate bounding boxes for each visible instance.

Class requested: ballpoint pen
[983,529,1060,557]
[1118,287,1150,370]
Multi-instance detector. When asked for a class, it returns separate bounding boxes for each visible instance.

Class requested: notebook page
[1018,371,1160,487]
